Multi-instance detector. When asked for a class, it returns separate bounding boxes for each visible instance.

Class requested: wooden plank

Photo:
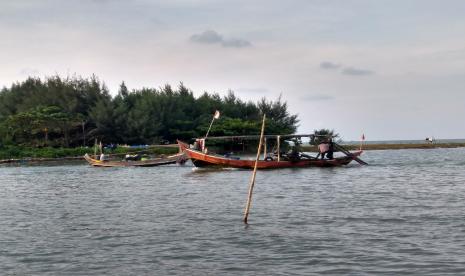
[204,134,315,140]
[334,143,368,165]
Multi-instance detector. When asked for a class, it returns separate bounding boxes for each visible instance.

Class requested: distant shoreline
[302,142,465,152]
[0,145,179,164]
[1,142,464,164]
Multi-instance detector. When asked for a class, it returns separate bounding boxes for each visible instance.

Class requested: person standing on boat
[289,145,300,162]
[327,138,334,159]
[192,139,200,150]
[192,138,208,153]
[318,140,330,159]
[100,153,107,161]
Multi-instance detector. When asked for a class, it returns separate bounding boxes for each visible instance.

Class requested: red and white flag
[360,133,365,151]
[213,110,220,119]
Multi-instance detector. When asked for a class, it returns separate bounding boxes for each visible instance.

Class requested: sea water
[1,148,465,275]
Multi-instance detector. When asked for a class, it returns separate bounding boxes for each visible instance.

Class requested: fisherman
[99,153,107,161]
[289,145,300,162]
[192,139,200,150]
[192,138,206,152]
[318,140,330,159]
[327,138,334,159]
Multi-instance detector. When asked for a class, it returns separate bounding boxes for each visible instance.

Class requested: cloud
[320,61,341,70]
[190,30,252,48]
[320,61,374,76]
[342,67,374,76]
[301,94,334,101]
[190,30,223,44]
[222,38,252,48]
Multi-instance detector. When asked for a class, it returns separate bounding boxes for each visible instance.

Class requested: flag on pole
[204,110,221,140]
[213,110,220,119]
[360,133,365,151]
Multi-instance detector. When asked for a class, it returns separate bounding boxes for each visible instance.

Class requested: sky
[1,0,465,140]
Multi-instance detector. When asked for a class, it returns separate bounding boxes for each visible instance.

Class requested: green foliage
[1,106,83,147]
[0,146,89,159]
[310,129,340,145]
[0,75,299,150]
[258,95,299,134]
[205,118,260,137]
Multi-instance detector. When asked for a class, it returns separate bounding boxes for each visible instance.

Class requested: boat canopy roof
[200,134,331,141]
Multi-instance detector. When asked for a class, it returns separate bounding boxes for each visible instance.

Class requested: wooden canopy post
[277,135,281,162]
[243,114,266,224]
[99,141,103,155]
[263,137,267,160]
[82,121,86,146]
[44,128,48,146]
[94,138,98,159]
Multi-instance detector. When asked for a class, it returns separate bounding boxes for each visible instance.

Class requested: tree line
[0,75,299,147]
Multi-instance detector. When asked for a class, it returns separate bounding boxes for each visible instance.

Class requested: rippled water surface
[2,148,465,275]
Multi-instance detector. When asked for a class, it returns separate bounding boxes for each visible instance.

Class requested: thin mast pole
[204,116,215,139]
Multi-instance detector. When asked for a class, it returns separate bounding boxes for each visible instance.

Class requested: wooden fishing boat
[83,152,185,167]
[177,140,363,169]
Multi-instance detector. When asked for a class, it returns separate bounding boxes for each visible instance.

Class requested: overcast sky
[1,0,465,140]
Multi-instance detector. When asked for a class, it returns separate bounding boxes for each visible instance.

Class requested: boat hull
[177,141,361,169]
[83,153,184,167]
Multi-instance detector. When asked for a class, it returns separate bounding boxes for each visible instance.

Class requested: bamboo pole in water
[243,114,266,224]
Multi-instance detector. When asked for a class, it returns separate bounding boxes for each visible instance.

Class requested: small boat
[177,140,363,169]
[83,152,185,167]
